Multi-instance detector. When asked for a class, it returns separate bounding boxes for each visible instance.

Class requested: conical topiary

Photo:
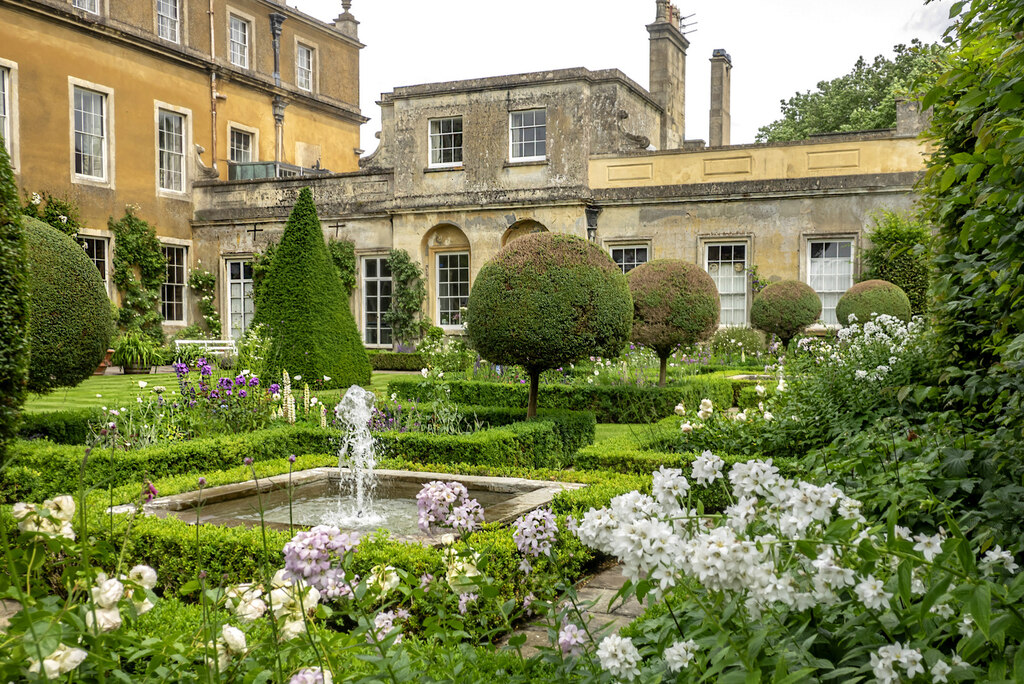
[0,135,29,464]
[252,187,370,389]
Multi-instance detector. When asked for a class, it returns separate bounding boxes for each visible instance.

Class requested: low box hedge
[388,377,734,423]
[16,408,100,445]
[367,351,426,371]
[375,420,564,469]
[462,405,595,456]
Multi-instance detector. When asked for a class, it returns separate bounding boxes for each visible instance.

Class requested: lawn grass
[594,423,659,446]
[22,370,412,413]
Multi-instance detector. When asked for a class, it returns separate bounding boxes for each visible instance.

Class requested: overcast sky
[288,0,953,155]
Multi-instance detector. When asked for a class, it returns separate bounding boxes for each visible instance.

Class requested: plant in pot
[112,331,161,374]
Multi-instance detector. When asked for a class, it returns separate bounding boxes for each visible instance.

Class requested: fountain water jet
[327,385,383,527]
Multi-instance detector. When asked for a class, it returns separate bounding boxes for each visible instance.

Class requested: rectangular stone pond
[143,468,584,542]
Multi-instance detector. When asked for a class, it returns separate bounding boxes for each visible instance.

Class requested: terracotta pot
[94,348,115,375]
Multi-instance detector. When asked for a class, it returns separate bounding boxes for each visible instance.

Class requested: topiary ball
[24,217,113,392]
[627,260,719,356]
[750,280,821,345]
[835,279,912,325]
[466,233,632,374]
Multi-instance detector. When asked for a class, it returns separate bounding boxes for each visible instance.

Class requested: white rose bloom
[86,606,122,633]
[12,502,36,522]
[133,598,155,615]
[680,421,693,433]
[91,575,125,609]
[421,368,429,378]
[279,618,306,641]
[29,644,88,678]
[236,596,267,623]
[763,411,774,422]
[673,403,686,416]
[129,565,158,590]
[734,411,747,422]
[222,624,247,654]
[46,496,76,522]
[754,384,765,396]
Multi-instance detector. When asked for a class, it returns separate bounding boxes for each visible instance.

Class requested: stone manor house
[2,0,929,347]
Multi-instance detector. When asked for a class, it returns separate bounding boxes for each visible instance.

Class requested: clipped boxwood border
[367,351,426,371]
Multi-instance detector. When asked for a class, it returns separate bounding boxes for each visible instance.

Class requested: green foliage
[367,351,426,371]
[20,191,83,236]
[835,279,912,325]
[750,280,821,345]
[327,238,357,295]
[0,138,29,465]
[186,263,220,337]
[756,40,945,142]
[251,240,277,305]
[388,376,734,423]
[383,248,428,345]
[860,210,931,315]
[24,217,113,394]
[461,405,596,456]
[16,409,99,444]
[235,322,271,379]
[111,330,162,369]
[710,327,766,357]
[110,207,166,340]
[252,188,370,389]
[377,420,564,469]
[417,326,474,372]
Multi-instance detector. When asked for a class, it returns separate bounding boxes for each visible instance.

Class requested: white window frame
[0,59,19,172]
[609,244,649,274]
[805,237,855,327]
[68,77,114,188]
[362,255,393,348]
[294,39,317,93]
[509,108,546,162]
[155,102,191,197]
[227,122,258,163]
[225,258,255,340]
[73,0,100,14]
[435,251,470,330]
[77,232,111,296]
[156,0,181,43]
[428,116,464,169]
[161,244,188,324]
[703,241,749,327]
[227,10,253,70]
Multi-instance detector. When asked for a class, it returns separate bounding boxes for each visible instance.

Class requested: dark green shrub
[16,409,100,444]
[110,207,166,340]
[388,377,734,423]
[461,405,596,455]
[0,139,29,465]
[835,279,912,325]
[367,351,426,371]
[860,210,930,315]
[627,260,719,386]
[750,280,821,345]
[466,233,632,417]
[24,217,113,393]
[252,188,370,389]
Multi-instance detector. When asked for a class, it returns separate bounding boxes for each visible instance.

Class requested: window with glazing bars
[808,240,853,325]
[363,257,392,346]
[161,246,186,322]
[296,45,313,91]
[436,252,469,327]
[158,110,185,192]
[510,109,546,161]
[229,16,249,68]
[79,236,109,289]
[610,245,648,274]
[429,117,463,167]
[706,243,748,326]
[230,129,253,163]
[74,87,105,179]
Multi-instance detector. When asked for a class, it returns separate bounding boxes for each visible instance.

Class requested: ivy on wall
[187,262,220,337]
[327,238,357,295]
[858,210,930,315]
[110,206,166,341]
[384,248,428,346]
[21,191,84,237]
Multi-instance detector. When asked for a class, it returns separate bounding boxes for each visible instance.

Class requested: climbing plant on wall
[21,191,84,237]
[110,206,166,341]
[327,238,357,295]
[384,248,428,346]
[187,262,220,337]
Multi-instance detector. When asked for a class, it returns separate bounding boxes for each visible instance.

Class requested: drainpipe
[208,0,220,178]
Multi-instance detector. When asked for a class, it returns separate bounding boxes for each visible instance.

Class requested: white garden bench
[174,339,237,356]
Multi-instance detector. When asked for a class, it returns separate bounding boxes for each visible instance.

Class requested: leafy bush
[835,279,912,324]
[462,405,596,456]
[327,238,357,295]
[16,409,100,444]
[252,188,370,389]
[110,207,166,340]
[383,248,427,345]
[186,263,220,336]
[367,351,425,371]
[24,216,113,393]
[0,138,28,466]
[417,326,474,372]
[466,233,632,417]
[111,330,162,369]
[860,210,930,315]
[627,260,719,385]
[750,280,821,345]
[388,376,734,423]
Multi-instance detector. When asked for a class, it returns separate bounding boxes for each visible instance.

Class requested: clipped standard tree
[252,187,370,389]
[751,280,821,347]
[466,233,632,417]
[0,136,29,463]
[835,279,912,325]
[627,260,720,386]
[24,216,113,393]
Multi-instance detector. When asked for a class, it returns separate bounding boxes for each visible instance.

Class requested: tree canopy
[756,41,944,143]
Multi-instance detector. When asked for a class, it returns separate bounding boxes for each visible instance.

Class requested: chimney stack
[709,49,731,147]
[647,1,689,149]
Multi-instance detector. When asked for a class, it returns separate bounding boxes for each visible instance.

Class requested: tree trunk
[659,356,668,387]
[527,370,540,419]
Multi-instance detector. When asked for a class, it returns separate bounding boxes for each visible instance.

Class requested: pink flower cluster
[416,481,484,534]
[282,525,360,599]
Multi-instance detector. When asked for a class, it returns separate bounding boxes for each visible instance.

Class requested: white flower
[755,384,765,396]
[776,378,787,392]
[763,411,774,421]
[898,647,924,678]
[931,660,951,683]
[138,380,148,389]
[854,575,892,610]
[31,192,41,205]
[323,375,331,382]
[86,606,122,633]
[279,618,306,641]
[734,411,747,422]
[913,532,944,562]
[438,371,444,378]
[979,545,1019,574]
[129,564,158,590]
[680,421,693,433]
[133,597,155,615]
[674,403,686,416]
[597,634,642,681]
[222,624,247,654]
[59,215,68,224]
[699,398,713,413]
[691,450,724,486]
[663,639,698,672]
[368,565,400,596]
[421,368,428,378]
[46,495,76,522]
[91,574,125,609]
[958,616,974,637]
[29,644,88,679]
[294,375,301,381]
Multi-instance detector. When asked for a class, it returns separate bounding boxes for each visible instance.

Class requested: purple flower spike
[238,389,246,398]
[249,377,260,387]
[269,383,280,394]
[289,454,297,464]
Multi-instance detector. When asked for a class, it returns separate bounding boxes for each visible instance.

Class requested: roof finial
[341,0,352,13]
